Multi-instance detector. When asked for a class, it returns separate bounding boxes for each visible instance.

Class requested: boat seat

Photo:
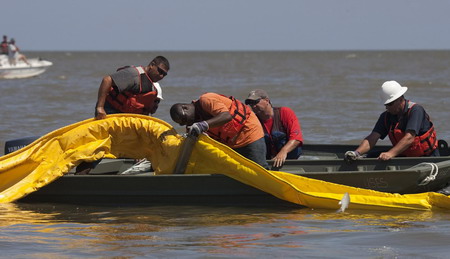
[298,154,339,160]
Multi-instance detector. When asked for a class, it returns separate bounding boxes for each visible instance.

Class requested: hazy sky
[3,0,450,51]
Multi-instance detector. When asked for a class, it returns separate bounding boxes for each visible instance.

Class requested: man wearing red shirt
[245,89,303,168]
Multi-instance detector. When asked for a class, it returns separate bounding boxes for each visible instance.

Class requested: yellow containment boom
[1,114,450,211]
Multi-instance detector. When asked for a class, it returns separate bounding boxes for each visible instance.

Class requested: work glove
[344,151,362,162]
[188,121,209,137]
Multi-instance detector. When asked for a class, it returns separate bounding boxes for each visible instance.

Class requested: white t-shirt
[8,44,19,59]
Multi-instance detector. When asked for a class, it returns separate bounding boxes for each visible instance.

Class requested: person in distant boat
[170,92,269,169]
[245,89,303,168]
[1,35,8,54]
[7,38,29,65]
[345,80,439,162]
[75,56,170,175]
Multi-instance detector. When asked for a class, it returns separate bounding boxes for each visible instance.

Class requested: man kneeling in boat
[345,80,439,162]
[170,92,269,169]
[245,89,303,169]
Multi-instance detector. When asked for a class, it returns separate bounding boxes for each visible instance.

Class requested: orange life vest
[195,95,252,146]
[387,101,438,156]
[106,66,160,114]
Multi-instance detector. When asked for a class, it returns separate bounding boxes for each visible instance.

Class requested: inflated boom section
[0,115,183,203]
[0,114,449,211]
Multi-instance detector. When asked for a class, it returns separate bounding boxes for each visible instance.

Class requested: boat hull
[0,56,52,79]
[5,136,449,205]
[19,157,450,205]
[19,174,292,206]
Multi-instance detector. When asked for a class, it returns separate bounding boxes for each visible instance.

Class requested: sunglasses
[156,66,168,77]
[245,98,261,106]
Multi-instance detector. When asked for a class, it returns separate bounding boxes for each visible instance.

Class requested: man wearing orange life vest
[170,92,269,169]
[95,56,169,119]
[75,56,169,175]
[345,81,439,161]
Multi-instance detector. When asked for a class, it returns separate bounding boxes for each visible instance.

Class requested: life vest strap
[232,98,247,124]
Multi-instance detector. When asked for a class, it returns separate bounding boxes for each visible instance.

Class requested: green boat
[7,138,449,206]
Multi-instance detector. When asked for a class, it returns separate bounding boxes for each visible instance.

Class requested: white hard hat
[153,82,163,100]
[381,81,407,104]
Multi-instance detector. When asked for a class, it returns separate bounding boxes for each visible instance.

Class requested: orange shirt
[198,93,264,148]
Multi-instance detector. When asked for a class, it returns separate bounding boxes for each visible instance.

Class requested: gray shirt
[373,100,432,139]
[110,66,141,93]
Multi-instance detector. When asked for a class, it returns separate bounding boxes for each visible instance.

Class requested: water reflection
[0,203,61,226]
[1,203,304,225]
[1,203,445,228]
[1,203,449,257]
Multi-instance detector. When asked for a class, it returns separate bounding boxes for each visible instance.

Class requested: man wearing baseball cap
[345,80,439,161]
[246,89,303,168]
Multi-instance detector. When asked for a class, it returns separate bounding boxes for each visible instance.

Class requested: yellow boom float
[1,114,449,210]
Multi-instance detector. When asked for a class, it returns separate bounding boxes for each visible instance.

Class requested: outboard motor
[4,136,39,155]
[438,140,449,156]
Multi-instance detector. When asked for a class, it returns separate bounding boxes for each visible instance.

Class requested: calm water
[1,51,450,257]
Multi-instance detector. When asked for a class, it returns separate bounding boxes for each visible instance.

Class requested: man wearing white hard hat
[76,56,170,175]
[345,80,439,161]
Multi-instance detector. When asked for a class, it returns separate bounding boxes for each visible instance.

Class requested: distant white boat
[0,54,53,79]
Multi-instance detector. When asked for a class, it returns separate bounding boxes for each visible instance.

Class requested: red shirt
[262,107,303,144]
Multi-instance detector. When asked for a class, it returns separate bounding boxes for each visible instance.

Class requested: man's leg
[234,137,269,169]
